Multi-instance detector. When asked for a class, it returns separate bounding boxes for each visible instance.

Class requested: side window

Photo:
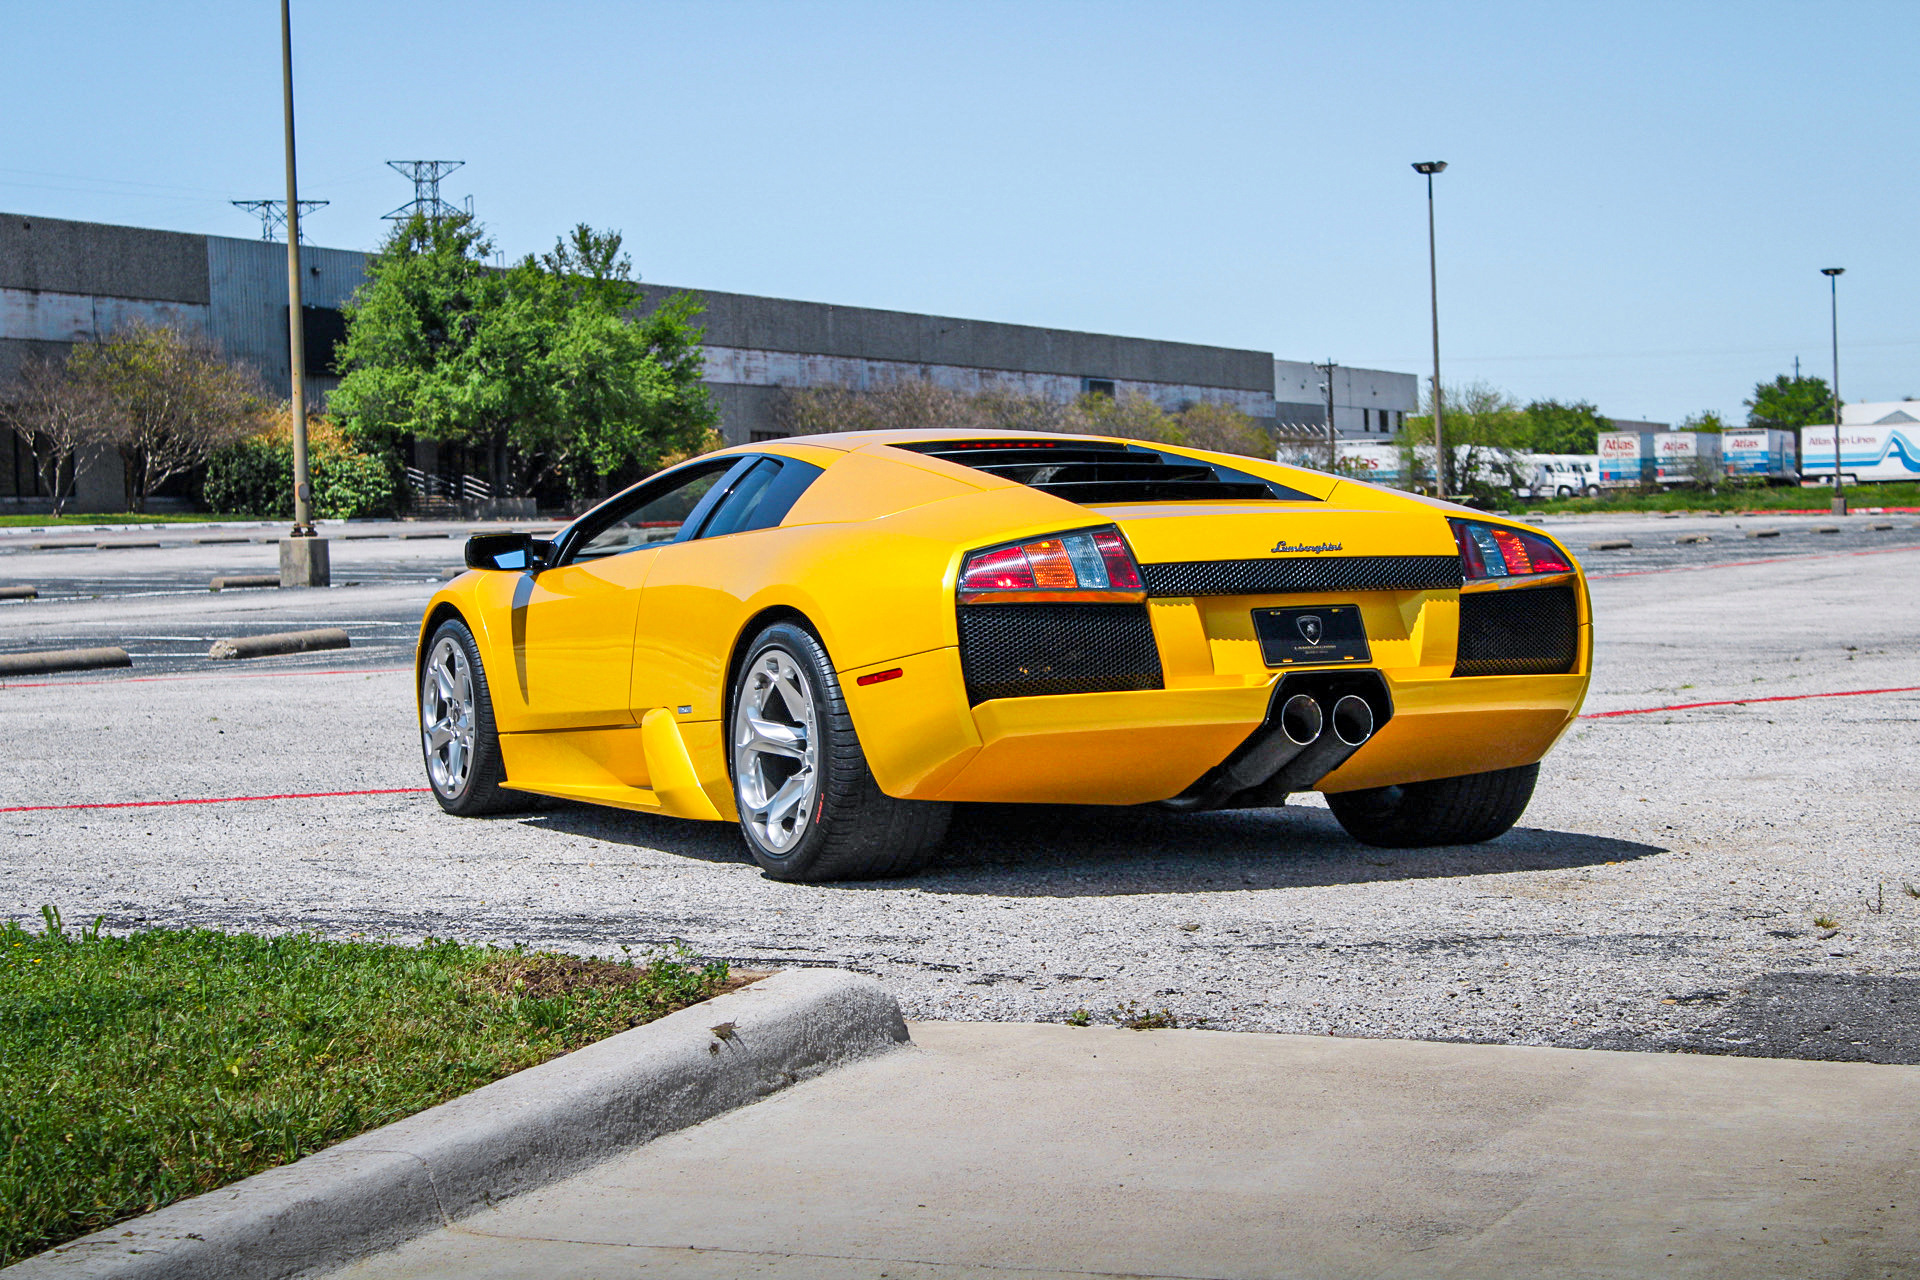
[694,457,824,540]
[569,459,741,562]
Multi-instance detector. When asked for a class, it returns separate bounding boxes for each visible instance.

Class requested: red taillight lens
[1092,531,1144,590]
[958,527,1146,603]
[957,544,1035,592]
[1450,519,1573,581]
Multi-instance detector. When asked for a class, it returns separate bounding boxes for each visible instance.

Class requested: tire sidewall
[422,617,496,814]
[731,622,841,877]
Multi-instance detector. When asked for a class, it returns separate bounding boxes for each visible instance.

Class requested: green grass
[0,513,263,528]
[1512,482,1920,517]
[0,910,731,1266]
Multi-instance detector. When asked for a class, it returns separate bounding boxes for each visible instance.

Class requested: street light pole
[1821,267,1845,516]
[278,0,328,586]
[1320,359,1338,471]
[1413,162,1447,497]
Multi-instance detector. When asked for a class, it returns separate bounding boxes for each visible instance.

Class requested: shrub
[203,411,395,518]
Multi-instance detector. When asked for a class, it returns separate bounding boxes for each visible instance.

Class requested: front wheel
[420,618,518,815]
[1325,763,1539,848]
[729,621,950,881]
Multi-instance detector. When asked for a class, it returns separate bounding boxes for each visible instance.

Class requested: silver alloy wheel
[422,635,477,797]
[732,648,819,854]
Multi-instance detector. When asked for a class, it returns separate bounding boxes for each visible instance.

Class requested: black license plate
[1252,604,1371,666]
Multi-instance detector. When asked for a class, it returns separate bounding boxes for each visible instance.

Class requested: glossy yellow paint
[417,427,1595,822]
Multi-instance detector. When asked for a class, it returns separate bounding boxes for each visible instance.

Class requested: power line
[230,198,328,242]
[383,160,467,222]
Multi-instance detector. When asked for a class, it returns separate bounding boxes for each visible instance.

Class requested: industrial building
[1272,360,1419,439]
[0,211,1408,513]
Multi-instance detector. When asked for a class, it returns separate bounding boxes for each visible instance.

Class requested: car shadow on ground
[917,802,1666,897]
[510,798,1665,897]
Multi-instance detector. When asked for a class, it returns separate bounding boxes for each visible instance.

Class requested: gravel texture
[3,514,1918,1061]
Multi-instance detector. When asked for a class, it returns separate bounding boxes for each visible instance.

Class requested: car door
[503,457,747,731]
[629,455,826,724]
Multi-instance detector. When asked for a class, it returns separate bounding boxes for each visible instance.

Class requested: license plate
[1252,604,1370,667]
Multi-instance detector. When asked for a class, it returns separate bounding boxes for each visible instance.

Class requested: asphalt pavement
[2,512,1918,1063]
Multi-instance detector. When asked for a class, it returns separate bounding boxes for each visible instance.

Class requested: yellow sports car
[417,430,1591,880]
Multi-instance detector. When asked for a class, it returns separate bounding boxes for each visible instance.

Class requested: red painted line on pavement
[1,665,411,690]
[1582,685,1920,719]
[1587,542,1920,579]
[0,787,431,814]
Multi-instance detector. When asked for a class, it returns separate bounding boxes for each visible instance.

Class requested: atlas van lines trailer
[1723,428,1798,481]
[1800,424,1920,484]
[1597,432,1654,487]
[1653,431,1722,484]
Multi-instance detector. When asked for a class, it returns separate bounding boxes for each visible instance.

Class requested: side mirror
[465,532,552,572]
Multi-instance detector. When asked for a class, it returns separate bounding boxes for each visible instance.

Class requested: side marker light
[856,668,904,686]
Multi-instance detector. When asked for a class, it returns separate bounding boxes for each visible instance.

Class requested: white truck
[1516,454,1600,498]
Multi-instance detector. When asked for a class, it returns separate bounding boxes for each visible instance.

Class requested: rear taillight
[958,527,1147,604]
[1450,519,1574,582]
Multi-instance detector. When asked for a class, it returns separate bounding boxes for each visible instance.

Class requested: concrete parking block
[209,575,281,592]
[0,645,130,675]
[207,628,350,660]
[0,585,38,600]
[1587,538,1632,549]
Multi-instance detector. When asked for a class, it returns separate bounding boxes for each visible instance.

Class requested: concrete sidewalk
[331,1022,1918,1279]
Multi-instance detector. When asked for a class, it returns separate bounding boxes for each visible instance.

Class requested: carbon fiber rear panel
[1141,555,1462,598]
[957,603,1164,704]
[1454,583,1579,676]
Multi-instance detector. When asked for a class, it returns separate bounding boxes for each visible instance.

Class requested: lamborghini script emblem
[1270,539,1343,554]
[1296,615,1324,645]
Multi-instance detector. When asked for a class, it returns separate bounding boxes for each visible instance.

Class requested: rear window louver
[892,438,1319,504]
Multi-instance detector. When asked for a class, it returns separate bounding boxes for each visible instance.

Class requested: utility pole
[1413,161,1447,497]
[278,0,327,586]
[1822,267,1846,515]
[1319,360,1339,471]
[384,160,466,223]
[231,198,327,242]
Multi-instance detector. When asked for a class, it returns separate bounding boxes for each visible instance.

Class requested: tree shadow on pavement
[916,802,1667,897]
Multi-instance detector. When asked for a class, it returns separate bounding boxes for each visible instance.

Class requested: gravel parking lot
[4,512,1918,1062]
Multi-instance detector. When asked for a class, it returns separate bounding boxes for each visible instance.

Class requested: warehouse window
[1082,378,1116,398]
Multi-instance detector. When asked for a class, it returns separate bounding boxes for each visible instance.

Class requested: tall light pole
[1821,267,1845,516]
[1319,359,1339,470]
[279,0,328,586]
[1413,161,1447,497]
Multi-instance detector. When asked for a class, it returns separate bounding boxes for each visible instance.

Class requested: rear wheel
[421,618,518,815]
[729,621,951,881]
[1325,763,1538,848]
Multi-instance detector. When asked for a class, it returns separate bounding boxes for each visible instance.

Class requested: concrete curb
[0,646,131,676]
[208,629,349,660]
[209,575,282,592]
[7,969,908,1280]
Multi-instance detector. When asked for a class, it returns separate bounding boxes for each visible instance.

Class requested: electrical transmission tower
[383,160,468,222]
[231,199,329,242]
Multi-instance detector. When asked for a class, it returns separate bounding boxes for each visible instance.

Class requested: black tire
[729,621,951,882]
[1325,763,1539,848]
[420,617,519,816]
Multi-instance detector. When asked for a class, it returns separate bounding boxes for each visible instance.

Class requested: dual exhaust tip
[1279,692,1375,750]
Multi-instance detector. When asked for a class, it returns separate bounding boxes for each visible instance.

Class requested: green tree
[1401,381,1530,497]
[1744,374,1833,431]
[1521,399,1609,454]
[1677,410,1729,432]
[329,215,716,506]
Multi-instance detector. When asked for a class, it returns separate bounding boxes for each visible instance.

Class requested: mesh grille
[958,603,1164,703]
[1142,555,1462,598]
[1454,583,1579,677]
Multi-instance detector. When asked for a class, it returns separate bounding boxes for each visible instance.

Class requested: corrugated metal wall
[205,235,367,404]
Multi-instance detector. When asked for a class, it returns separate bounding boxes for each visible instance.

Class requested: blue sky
[4,1,1914,423]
